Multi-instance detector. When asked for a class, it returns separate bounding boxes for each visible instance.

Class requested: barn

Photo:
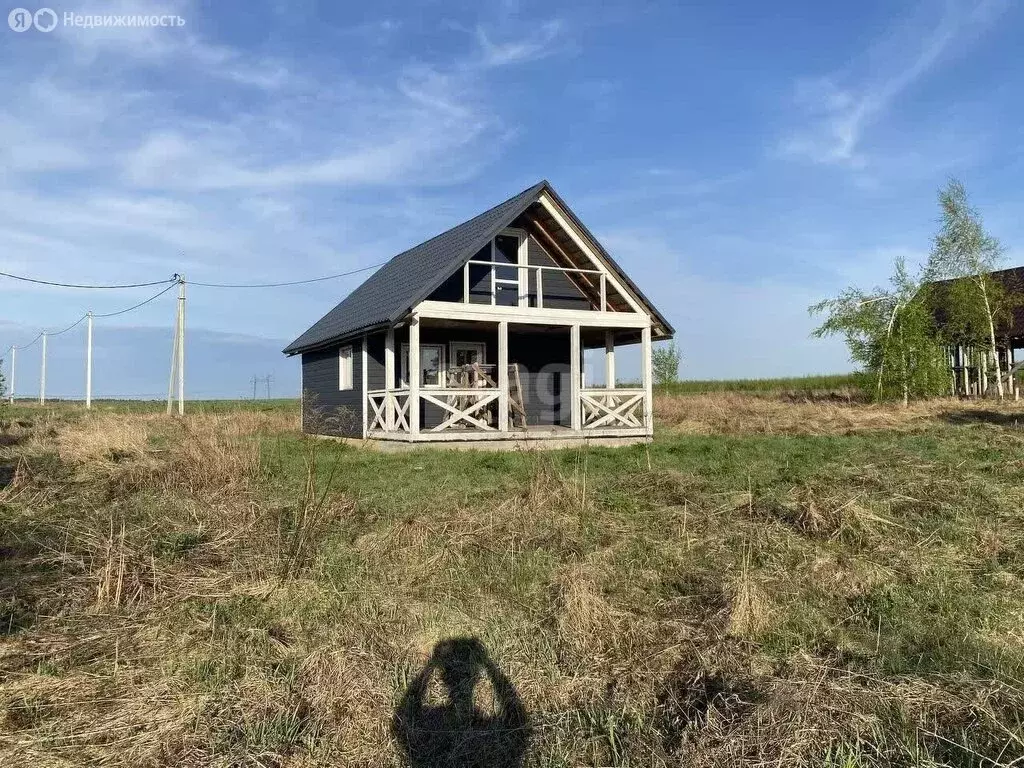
[283,181,674,448]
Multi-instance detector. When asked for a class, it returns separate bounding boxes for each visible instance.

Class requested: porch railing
[368,386,648,435]
[579,388,645,429]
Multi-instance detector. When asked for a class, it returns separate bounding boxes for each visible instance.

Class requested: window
[400,344,444,388]
[338,345,353,390]
[467,228,526,306]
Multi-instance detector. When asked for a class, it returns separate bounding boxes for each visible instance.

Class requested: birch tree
[810,256,946,405]
[924,179,1008,398]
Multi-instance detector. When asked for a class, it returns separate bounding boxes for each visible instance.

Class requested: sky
[1,0,1022,398]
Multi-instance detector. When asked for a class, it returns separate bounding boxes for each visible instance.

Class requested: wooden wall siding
[509,328,571,426]
[302,344,363,437]
[424,236,592,310]
[525,236,591,310]
[366,332,386,390]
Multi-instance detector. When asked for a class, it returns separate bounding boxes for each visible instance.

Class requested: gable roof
[283,180,673,355]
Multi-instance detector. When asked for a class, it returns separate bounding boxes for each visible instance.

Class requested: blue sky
[1,0,1022,398]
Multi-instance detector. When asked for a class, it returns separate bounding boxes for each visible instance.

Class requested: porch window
[338,345,353,390]
[400,343,444,388]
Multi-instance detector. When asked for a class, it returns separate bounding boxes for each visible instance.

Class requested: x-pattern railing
[580,388,645,429]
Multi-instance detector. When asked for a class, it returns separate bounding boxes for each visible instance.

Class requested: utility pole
[39,332,47,405]
[177,277,185,416]
[86,311,93,410]
[9,346,15,404]
[167,274,186,416]
[265,373,273,400]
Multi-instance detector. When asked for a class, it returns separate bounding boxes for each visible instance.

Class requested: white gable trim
[537,192,648,316]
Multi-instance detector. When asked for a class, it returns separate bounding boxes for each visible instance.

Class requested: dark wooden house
[283,181,674,447]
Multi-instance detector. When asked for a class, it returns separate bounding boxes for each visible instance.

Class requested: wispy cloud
[781,0,1009,168]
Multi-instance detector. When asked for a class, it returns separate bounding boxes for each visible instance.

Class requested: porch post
[361,334,368,439]
[570,323,581,430]
[408,315,421,435]
[604,331,616,389]
[498,320,509,432]
[385,327,395,431]
[641,325,653,434]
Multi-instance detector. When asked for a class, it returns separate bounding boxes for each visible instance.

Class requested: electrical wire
[4,282,179,353]
[0,271,178,289]
[46,313,88,337]
[93,281,179,318]
[188,263,385,288]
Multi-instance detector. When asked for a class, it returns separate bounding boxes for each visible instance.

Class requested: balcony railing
[461,260,610,310]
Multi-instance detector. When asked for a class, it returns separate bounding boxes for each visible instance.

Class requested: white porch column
[570,323,581,431]
[641,325,653,434]
[604,331,616,389]
[408,316,420,435]
[385,327,395,431]
[498,320,509,432]
[361,334,368,438]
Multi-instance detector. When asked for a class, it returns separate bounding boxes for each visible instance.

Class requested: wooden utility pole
[39,332,47,405]
[86,311,93,410]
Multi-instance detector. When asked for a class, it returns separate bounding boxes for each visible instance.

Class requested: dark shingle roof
[283,181,547,354]
[283,180,675,354]
[930,265,1024,341]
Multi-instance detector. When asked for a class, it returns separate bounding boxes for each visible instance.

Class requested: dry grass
[655,391,1024,435]
[1,394,1022,766]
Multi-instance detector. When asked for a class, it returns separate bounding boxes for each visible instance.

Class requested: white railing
[369,386,648,435]
[421,389,500,432]
[462,260,610,311]
[367,389,411,433]
[579,388,645,429]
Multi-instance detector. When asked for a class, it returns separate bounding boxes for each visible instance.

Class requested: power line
[5,281,179,353]
[0,271,178,289]
[189,263,385,288]
[93,281,179,318]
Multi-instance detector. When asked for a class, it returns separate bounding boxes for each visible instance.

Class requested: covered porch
[364,313,653,444]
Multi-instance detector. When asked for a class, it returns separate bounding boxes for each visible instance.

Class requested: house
[283,180,674,448]
[929,265,1023,398]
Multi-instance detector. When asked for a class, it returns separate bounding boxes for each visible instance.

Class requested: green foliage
[810,257,948,404]
[652,341,681,385]
[0,358,5,401]
[924,178,1013,396]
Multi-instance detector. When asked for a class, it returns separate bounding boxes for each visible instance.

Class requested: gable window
[338,345,353,390]
[400,343,444,388]
[467,228,526,307]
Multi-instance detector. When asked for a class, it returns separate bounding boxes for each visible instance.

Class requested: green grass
[1,396,1022,766]
[658,372,862,395]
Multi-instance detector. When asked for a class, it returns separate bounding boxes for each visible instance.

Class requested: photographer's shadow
[392,637,530,768]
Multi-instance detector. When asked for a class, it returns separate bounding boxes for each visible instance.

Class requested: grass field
[656,373,863,396]
[1,393,1022,766]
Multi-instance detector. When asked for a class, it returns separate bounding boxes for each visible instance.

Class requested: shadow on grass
[938,409,1024,427]
[392,637,530,768]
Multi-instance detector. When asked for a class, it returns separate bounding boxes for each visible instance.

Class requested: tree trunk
[978,278,1004,399]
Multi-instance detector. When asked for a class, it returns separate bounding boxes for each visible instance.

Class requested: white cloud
[781,0,1009,168]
